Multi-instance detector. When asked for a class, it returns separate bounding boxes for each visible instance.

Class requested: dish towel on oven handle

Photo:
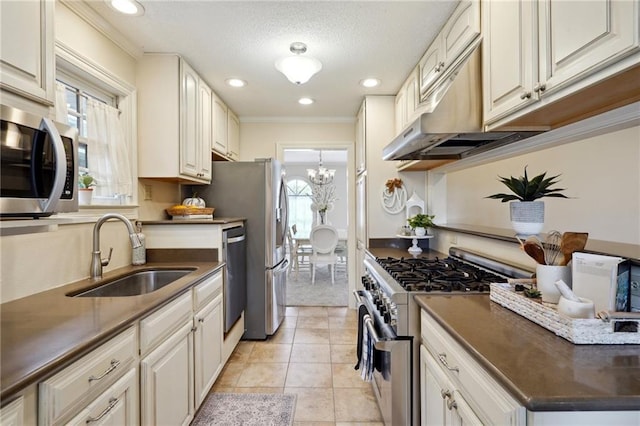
[354,304,374,381]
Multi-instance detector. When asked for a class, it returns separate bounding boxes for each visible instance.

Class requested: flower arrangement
[311,183,336,212]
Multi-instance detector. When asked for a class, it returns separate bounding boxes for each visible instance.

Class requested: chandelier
[307,150,335,185]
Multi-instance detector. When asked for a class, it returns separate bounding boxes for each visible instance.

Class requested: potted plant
[407,213,435,237]
[486,166,568,235]
[78,173,96,205]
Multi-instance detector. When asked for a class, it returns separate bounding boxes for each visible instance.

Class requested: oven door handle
[353,289,364,306]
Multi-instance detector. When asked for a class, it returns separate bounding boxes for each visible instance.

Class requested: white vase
[78,188,93,205]
[414,227,426,237]
[510,201,544,235]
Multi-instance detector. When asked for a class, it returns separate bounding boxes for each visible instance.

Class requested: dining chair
[288,225,312,277]
[309,225,339,284]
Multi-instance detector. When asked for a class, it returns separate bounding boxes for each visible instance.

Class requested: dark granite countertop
[0,249,223,401]
[415,294,640,411]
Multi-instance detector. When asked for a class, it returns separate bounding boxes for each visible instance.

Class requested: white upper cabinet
[137,54,212,183]
[483,0,640,127]
[212,94,228,156]
[395,67,419,134]
[0,0,54,106]
[419,0,480,101]
[355,100,366,174]
[227,109,240,160]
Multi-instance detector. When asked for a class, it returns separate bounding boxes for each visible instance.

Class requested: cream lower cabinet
[194,293,223,406]
[0,396,24,426]
[420,346,482,426]
[140,320,195,426]
[66,367,138,426]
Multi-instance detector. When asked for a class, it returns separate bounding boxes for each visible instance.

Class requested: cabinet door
[355,100,366,174]
[420,345,451,426]
[141,320,194,426]
[449,390,483,426]
[199,81,212,179]
[355,173,367,245]
[227,109,240,160]
[404,69,418,123]
[180,60,200,178]
[418,37,444,97]
[0,0,54,105]
[539,0,640,95]
[212,96,228,155]
[66,368,138,426]
[440,0,480,66]
[194,294,223,406]
[0,396,23,426]
[394,90,405,136]
[482,0,538,123]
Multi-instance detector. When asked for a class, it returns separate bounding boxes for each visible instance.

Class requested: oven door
[354,290,412,426]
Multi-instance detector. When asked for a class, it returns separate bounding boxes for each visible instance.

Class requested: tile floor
[211,306,383,425]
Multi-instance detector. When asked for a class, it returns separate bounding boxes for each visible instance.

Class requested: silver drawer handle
[441,389,451,399]
[447,397,458,411]
[88,359,120,382]
[437,353,459,373]
[86,397,118,423]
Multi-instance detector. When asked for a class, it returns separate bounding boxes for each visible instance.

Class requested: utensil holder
[536,265,571,304]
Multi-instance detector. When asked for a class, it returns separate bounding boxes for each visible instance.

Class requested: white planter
[510,201,544,235]
[414,227,427,237]
[78,188,93,205]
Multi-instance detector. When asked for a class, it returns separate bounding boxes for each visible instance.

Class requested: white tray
[490,283,640,344]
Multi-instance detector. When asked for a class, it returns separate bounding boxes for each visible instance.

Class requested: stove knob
[383,311,392,323]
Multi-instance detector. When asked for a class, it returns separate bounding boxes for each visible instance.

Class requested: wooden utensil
[559,232,589,265]
[523,238,546,265]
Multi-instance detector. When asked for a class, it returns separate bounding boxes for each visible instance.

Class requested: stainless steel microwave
[1,105,78,218]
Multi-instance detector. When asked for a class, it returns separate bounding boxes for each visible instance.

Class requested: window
[286,177,313,236]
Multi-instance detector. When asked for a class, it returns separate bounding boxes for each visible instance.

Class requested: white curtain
[55,82,68,123]
[85,99,132,199]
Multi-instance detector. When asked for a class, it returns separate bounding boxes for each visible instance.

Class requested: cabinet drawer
[39,326,137,425]
[193,271,222,311]
[421,310,523,425]
[140,291,192,355]
[66,367,138,426]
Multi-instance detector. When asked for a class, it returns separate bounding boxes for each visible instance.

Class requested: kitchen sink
[69,268,196,297]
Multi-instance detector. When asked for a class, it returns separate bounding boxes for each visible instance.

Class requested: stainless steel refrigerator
[186,158,288,339]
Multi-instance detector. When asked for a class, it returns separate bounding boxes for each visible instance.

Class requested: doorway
[281,148,349,307]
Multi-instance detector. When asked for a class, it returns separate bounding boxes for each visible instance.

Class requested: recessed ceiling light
[226,79,247,88]
[360,78,380,88]
[108,0,144,16]
[298,97,314,105]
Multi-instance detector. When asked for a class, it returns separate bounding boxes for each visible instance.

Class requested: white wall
[430,124,640,268]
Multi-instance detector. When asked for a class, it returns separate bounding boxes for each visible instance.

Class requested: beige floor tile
[210,385,235,393]
[269,327,296,344]
[295,328,330,344]
[286,306,300,316]
[285,387,335,422]
[248,343,292,363]
[328,316,357,329]
[331,364,369,388]
[330,345,356,364]
[236,363,288,388]
[297,306,329,317]
[335,423,384,426]
[290,343,331,363]
[297,316,329,329]
[327,307,356,318]
[294,423,336,426]
[282,315,299,328]
[212,361,245,388]
[285,363,333,388]
[329,328,358,344]
[334,388,382,422]
[227,341,255,363]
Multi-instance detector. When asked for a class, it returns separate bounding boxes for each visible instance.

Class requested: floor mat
[192,392,296,426]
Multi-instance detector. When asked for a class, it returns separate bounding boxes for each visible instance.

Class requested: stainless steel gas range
[355,247,534,425]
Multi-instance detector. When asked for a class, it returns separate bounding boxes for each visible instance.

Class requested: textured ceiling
[86,0,459,120]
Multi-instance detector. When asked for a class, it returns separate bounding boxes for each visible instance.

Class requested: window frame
[286,176,314,237]
[55,41,138,211]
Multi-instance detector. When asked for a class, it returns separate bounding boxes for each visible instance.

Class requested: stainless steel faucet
[90,213,142,279]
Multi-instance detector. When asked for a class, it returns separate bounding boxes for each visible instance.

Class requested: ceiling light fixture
[298,97,314,105]
[108,0,144,16]
[307,150,335,185]
[275,42,322,85]
[226,78,247,88]
[360,78,380,88]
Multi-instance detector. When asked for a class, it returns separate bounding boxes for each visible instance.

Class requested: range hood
[383,43,544,162]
